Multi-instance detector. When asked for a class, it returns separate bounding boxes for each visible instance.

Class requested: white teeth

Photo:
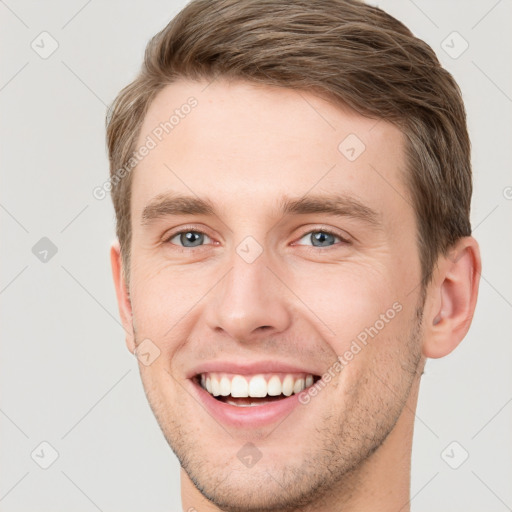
[248,375,267,397]
[267,375,282,396]
[293,377,305,394]
[231,375,249,397]
[211,377,220,397]
[219,376,231,396]
[199,372,316,399]
[282,375,294,396]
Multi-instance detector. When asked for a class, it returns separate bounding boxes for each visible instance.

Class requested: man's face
[124,79,425,509]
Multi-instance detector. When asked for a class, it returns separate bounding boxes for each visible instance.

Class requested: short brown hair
[106,0,472,290]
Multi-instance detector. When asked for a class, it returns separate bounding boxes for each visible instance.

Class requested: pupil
[182,231,203,247]
[312,231,335,247]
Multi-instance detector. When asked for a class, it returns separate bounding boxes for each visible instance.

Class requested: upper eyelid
[163,224,215,242]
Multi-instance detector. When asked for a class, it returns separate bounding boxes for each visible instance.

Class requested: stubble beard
[136,302,425,512]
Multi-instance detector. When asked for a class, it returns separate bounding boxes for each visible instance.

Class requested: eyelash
[163,226,350,251]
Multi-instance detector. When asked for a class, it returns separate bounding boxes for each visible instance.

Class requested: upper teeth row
[200,373,315,398]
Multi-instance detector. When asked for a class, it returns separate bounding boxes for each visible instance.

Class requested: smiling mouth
[194,372,321,407]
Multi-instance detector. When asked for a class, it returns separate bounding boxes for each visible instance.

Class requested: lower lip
[190,378,304,428]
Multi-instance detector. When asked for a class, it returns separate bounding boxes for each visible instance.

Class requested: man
[107,0,481,510]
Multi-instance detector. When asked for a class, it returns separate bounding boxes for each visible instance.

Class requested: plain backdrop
[1,1,511,511]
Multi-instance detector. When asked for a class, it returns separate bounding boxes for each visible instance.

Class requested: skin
[111,79,481,512]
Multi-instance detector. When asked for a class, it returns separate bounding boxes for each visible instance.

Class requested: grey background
[1,1,511,511]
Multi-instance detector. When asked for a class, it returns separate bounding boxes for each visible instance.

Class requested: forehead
[131,79,411,224]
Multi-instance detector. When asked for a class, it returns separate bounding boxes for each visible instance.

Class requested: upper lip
[187,360,321,379]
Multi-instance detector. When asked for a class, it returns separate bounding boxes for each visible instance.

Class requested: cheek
[286,261,402,348]
[129,260,213,341]
[128,249,414,363]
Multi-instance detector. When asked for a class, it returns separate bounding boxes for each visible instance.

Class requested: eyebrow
[141,192,380,227]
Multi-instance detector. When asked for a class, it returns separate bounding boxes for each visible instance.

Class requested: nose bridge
[206,242,292,342]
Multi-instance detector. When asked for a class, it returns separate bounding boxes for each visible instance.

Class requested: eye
[295,229,347,248]
[167,230,213,248]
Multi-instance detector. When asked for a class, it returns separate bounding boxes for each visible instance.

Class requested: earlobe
[422,237,481,359]
[110,239,136,354]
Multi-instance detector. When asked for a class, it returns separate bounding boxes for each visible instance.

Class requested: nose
[205,248,293,343]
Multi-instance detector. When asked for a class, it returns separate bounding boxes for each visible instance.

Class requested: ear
[110,239,136,354]
[422,236,481,359]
